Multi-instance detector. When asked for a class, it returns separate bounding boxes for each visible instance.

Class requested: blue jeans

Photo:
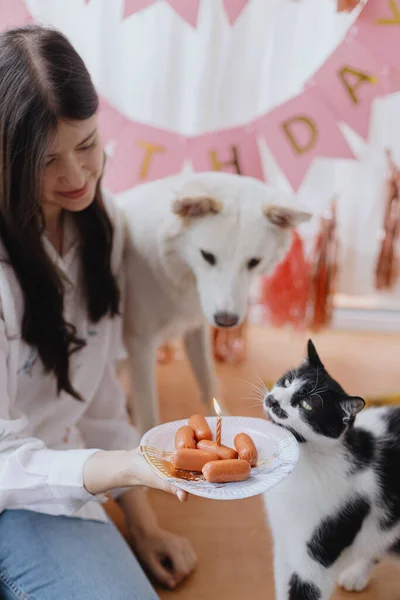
[0,510,159,600]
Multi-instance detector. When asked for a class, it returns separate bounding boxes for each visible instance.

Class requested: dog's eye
[247,257,262,270]
[300,398,312,411]
[283,378,290,388]
[200,250,216,266]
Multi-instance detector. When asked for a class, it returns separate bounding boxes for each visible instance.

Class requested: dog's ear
[172,182,222,218]
[263,205,312,228]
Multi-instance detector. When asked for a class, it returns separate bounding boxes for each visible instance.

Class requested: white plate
[140,416,299,500]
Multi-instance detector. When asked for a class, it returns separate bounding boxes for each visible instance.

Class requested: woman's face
[42,115,103,218]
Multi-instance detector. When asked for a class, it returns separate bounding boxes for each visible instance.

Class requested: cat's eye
[300,396,323,411]
[200,250,216,266]
[300,398,313,411]
[283,378,290,388]
[247,257,262,270]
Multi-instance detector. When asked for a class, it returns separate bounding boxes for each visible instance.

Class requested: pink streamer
[165,0,200,27]
[188,124,264,181]
[123,0,155,19]
[0,0,32,29]
[222,0,250,24]
[123,0,199,26]
[256,87,354,191]
[103,120,186,194]
[354,0,400,73]
[313,37,390,139]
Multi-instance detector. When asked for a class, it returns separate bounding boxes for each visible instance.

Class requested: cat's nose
[265,394,275,408]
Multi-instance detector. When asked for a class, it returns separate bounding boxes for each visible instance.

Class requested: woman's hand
[128,526,197,589]
[118,485,197,589]
[83,448,188,502]
[128,448,189,501]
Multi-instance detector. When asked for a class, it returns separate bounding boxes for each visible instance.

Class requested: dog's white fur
[116,172,311,434]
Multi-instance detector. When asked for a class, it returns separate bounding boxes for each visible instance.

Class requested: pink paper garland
[222,0,249,24]
[0,0,32,29]
[120,0,247,26]
[96,0,400,193]
[4,0,400,194]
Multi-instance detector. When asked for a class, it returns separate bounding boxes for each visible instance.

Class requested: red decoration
[375,150,400,291]
[337,0,362,12]
[259,231,310,329]
[308,199,338,331]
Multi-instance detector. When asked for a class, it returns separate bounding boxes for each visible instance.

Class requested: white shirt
[0,192,138,522]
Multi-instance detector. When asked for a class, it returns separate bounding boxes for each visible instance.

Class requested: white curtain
[26,0,400,306]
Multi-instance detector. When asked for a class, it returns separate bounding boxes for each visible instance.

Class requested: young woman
[0,25,196,599]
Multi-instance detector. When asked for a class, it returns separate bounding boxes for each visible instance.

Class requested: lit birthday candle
[213,398,222,446]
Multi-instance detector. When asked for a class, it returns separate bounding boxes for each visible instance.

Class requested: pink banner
[79,1,400,192]
[123,0,155,19]
[354,0,400,72]
[123,0,199,25]
[165,0,200,27]
[188,125,264,181]
[103,121,187,194]
[0,0,32,29]
[313,38,390,139]
[256,87,354,191]
[97,97,127,146]
[122,0,248,26]
[222,0,250,24]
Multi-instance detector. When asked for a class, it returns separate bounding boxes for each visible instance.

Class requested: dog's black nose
[214,312,239,328]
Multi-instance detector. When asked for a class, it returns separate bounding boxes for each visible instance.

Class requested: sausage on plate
[234,433,258,467]
[202,459,251,483]
[175,425,196,449]
[171,448,219,472]
[188,414,213,442]
[196,439,238,460]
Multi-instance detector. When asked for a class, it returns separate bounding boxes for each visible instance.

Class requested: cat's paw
[338,564,371,592]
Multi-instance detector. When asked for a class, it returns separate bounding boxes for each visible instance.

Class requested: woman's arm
[74,356,188,499]
[0,315,185,514]
[83,447,187,501]
[0,316,100,514]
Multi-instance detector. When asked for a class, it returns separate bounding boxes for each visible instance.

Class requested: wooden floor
[114,327,400,599]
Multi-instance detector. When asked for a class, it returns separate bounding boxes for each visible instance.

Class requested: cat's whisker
[246,368,270,393]
[241,389,265,397]
[315,385,328,392]
[313,387,328,397]
[309,366,320,395]
[303,376,328,398]
[253,371,270,394]
[241,380,267,398]
[234,377,265,392]
[241,394,265,403]
[241,391,265,400]
[246,402,265,409]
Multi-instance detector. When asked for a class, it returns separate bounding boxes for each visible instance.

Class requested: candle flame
[213,397,221,417]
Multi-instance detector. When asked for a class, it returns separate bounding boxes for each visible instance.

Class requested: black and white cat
[264,340,400,600]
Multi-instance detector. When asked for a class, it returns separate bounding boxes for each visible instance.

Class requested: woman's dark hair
[0,26,120,399]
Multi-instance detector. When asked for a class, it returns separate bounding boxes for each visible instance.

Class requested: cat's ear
[339,396,365,423]
[307,339,324,368]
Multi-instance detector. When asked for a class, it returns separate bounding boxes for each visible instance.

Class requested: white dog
[117,172,311,434]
